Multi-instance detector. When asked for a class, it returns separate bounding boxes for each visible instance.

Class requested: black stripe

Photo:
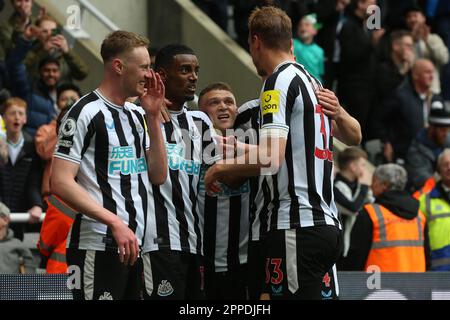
[203,192,217,269]
[170,112,190,248]
[293,63,323,91]
[125,108,148,237]
[285,76,302,228]
[259,178,271,238]
[227,195,242,271]
[68,213,82,249]
[80,118,95,160]
[107,107,138,233]
[132,110,148,155]
[270,175,281,230]
[93,112,117,249]
[57,92,98,155]
[300,78,325,225]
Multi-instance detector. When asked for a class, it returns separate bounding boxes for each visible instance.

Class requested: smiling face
[39,62,60,88]
[199,89,238,132]
[119,46,152,98]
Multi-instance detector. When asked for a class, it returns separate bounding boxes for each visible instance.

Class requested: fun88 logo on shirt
[109,146,147,175]
[166,143,201,176]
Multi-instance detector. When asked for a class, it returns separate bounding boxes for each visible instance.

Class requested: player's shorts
[247,237,268,300]
[141,250,205,300]
[66,248,143,300]
[264,225,342,300]
[204,261,249,300]
[321,264,340,300]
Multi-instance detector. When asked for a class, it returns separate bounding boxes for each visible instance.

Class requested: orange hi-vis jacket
[37,195,76,274]
[413,177,436,200]
[364,203,426,272]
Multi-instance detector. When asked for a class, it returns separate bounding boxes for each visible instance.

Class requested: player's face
[4,105,27,135]
[122,46,152,97]
[57,89,80,110]
[39,62,61,88]
[200,89,238,132]
[164,54,199,104]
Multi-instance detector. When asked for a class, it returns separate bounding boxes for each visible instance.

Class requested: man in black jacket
[0,97,43,240]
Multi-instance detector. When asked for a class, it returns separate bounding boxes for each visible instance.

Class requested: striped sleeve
[54,93,99,164]
[260,72,290,133]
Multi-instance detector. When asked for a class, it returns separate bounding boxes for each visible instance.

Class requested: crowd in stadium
[0,0,450,300]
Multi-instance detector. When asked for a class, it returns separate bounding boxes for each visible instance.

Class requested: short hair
[100,30,150,63]
[35,15,57,27]
[248,6,292,52]
[154,44,195,71]
[390,30,413,44]
[373,164,408,191]
[2,97,27,114]
[57,83,82,101]
[437,149,450,173]
[38,56,60,70]
[337,147,368,170]
[198,82,233,106]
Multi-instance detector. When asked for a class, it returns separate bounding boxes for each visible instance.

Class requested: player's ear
[112,58,124,75]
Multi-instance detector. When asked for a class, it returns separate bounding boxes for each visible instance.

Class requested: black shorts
[66,248,143,300]
[142,250,205,300]
[321,264,339,300]
[204,262,249,300]
[247,238,268,300]
[264,226,342,300]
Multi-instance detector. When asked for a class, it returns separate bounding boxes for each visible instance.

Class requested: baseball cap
[429,100,450,127]
[302,14,323,30]
[0,201,10,218]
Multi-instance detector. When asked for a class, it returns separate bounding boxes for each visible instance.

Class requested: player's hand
[214,135,236,161]
[28,205,42,224]
[204,165,222,196]
[110,218,139,266]
[159,98,172,123]
[141,70,165,119]
[316,88,341,120]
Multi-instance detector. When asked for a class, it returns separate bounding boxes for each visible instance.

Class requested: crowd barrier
[1,272,449,300]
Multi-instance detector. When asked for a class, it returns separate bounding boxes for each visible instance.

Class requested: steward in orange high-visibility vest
[364,203,426,272]
[343,164,430,271]
[37,195,76,273]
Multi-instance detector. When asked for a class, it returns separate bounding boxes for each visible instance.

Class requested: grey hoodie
[0,229,34,274]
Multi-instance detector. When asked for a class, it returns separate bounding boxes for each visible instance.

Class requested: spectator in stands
[419,149,450,271]
[0,202,34,274]
[24,15,89,83]
[315,0,350,89]
[405,5,449,94]
[0,0,36,60]
[334,147,373,262]
[293,14,324,82]
[337,0,382,140]
[380,59,442,164]
[6,25,63,135]
[345,164,430,272]
[0,97,43,241]
[406,99,450,191]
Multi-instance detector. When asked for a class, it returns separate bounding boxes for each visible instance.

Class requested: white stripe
[83,250,96,300]
[215,196,231,271]
[142,253,154,296]
[285,230,299,294]
[239,191,250,265]
[332,264,339,297]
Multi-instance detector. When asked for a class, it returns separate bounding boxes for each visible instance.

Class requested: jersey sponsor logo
[99,292,113,300]
[108,146,148,175]
[61,118,77,137]
[166,143,201,176]
[271,285,283,296]
[157,280,174,297]
[261,90,280,115]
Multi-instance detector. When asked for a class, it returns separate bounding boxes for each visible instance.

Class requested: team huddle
[52,7,361,300]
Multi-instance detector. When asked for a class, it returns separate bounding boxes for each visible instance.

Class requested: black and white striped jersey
[55,89,151,251]
[234,99,266,242]
[254,61,340,231]
[142,108,220,255]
